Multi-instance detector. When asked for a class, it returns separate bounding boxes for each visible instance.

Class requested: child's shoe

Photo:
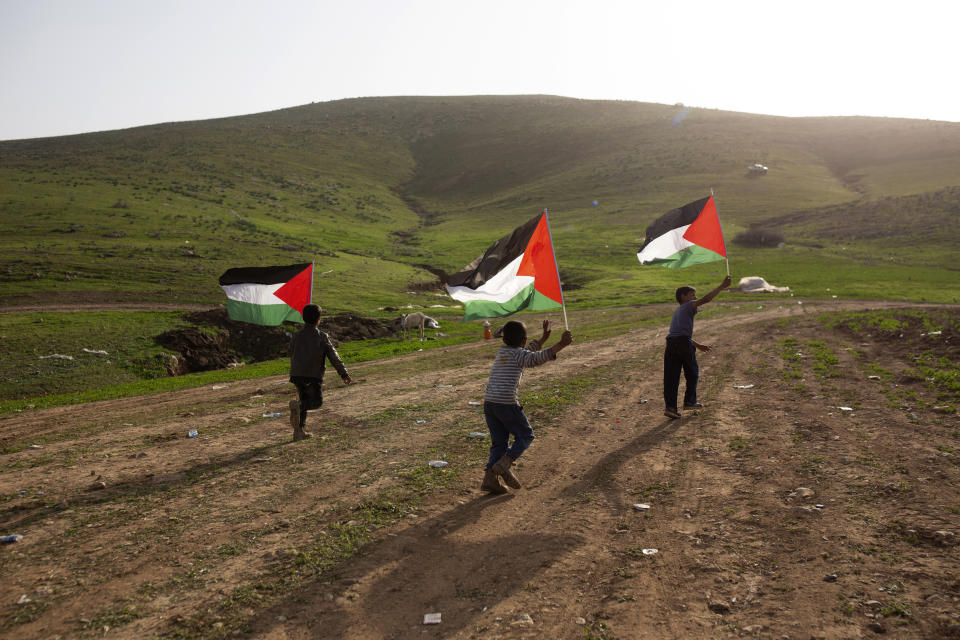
[289,399,300,429]
[664,408,681,419]
[492,455,521,489]
[480,469,507,494]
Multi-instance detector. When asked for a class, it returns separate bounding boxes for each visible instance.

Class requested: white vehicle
[748,163,768,175]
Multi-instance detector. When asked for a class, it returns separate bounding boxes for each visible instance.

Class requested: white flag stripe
[221,282,285,306]
[637,224,693,264]
[447,255,533,303]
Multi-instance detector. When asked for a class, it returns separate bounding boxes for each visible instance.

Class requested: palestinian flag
[218,263,312,326]
[637,196,727,268]
[446,212,564,321]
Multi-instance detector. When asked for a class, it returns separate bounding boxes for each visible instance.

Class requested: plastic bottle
[262,412,282,418]
[1,534,23,544]
[187,429,198,438]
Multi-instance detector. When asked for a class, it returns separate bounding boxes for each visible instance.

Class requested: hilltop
[2,95,959,312]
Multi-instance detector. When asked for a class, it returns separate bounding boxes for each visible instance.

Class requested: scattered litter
[187,429,198,438]
[428,460,448,468]
[641,548,658,555]
[1,535,23,544]
[81,348,108,355]
[926,330,942,336]
[435,384,453,388]
[733,384,754,389]
[122,423,133,426]
[211,385,230,390]
[868,375,881,380]
[637,398,648,404]
[39,354,72,360]
[16,594,31,605]
[18,490,26,495]
[263,413,282,418]
[815,504,825,510]
[423,612,442,625]
[632,503,651,511]
[416,419,427,424]
[468,432,488,439]
[28,444,41,449]
[837,406,853,411]
[253,457,274,463]
[468,401,482,406]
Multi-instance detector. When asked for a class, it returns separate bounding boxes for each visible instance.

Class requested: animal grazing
[400,312,440,341]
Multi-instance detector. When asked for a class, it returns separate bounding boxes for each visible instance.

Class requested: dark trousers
[291,376,323,428]
[483,402,535,469]
[663,336,698,410]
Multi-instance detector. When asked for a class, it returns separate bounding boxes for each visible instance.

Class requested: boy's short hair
[302,304,321,325]
[675,286,695,304]
[501,321,526,347]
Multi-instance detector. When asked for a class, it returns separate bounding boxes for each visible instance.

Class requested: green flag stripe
[644,245,725,269]
[460,283,561,321]
[225,299,304,326]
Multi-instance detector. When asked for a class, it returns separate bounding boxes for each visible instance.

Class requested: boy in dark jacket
[289,304,352,441]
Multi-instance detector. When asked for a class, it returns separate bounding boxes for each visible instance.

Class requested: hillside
[3,95,960,312]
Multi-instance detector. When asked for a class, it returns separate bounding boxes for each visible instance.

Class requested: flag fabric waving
[637,196,727,268]
[218,263,312,326]
[446,212,564,321]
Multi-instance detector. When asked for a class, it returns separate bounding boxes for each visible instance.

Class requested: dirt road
[1,301,957,639]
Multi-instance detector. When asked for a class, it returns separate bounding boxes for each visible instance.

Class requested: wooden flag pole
[542,209,569,330]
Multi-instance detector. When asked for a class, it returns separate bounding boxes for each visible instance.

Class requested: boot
[289,399,300,429]
[492,454,521,489]
[480,468,507,494]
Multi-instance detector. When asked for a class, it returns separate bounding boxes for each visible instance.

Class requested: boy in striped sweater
[481,319,573,494]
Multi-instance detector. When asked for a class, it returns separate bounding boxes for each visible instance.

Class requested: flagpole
[710,188,731,276]
[542,208,569,331]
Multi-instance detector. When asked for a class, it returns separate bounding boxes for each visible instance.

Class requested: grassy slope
[1,95,959,402]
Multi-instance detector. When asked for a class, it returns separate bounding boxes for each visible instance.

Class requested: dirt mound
[156,308,398,375]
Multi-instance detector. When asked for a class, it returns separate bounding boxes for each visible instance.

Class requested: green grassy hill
[1,95,959,403]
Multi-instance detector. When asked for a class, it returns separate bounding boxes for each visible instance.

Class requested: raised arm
[693,275,732,309]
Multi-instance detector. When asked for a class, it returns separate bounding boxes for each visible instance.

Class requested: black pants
[291,376,323,428]
[663,336,698,410]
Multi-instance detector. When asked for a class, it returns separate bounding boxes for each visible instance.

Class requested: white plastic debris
[868,375,881,380]
[81,348,109,355]
[423,612,442,625]
[428,461,448,468]
[733,384,755,389]
[468,432,488,439]
[641,548,659,555]
[211,384,229,390]
[39,354,73,360]
[632,503,651,511]
[468,401,482,406]
[838,407,853,411]
[435,384,453,388]
[416,419,427,424]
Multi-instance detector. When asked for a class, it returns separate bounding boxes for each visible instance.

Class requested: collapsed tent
[738,276,789,293]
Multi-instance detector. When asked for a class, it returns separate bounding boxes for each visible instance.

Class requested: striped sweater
[483,339,556,405]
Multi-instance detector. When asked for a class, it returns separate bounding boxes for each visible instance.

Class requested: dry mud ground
[1,302,958,640]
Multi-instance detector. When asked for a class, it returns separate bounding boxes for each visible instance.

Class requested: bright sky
[1,0,957,141]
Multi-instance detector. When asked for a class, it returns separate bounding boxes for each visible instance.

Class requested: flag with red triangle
[218,263,312,325]
[446,212,564,321]
[637,196,727,268]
